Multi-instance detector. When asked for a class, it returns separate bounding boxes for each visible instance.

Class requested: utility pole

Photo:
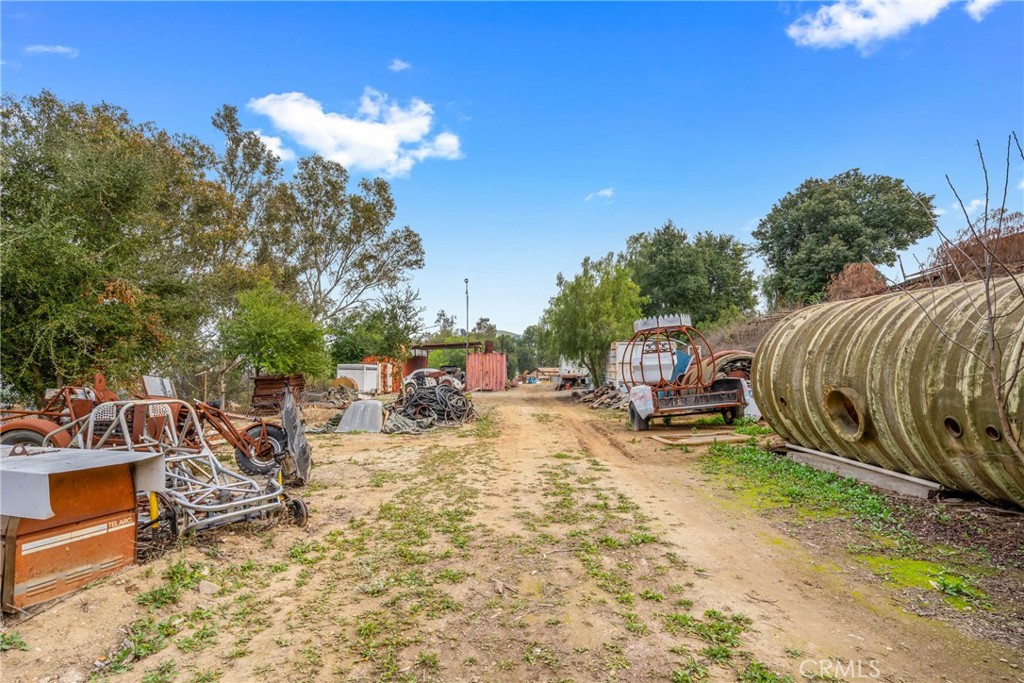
[464,278,470,365]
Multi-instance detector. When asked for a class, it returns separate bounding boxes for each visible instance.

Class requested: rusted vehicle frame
[622,325,753,431]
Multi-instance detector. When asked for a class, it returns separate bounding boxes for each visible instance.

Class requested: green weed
[738,661,794,682]
[141,661,177,683]
[701,443,895,527]
[0,631,28,652]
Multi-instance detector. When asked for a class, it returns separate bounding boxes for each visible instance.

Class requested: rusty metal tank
[752,277,1024,507]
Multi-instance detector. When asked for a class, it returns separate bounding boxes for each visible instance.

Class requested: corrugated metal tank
[753,278,1024,507]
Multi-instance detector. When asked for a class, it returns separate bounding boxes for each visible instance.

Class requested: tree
[220,282,330,378]
[329,287,425,363]
[625,221,756,326]
[433,309,458,336]
[753,169,936,305]
[281,155,425,322]
[472,317,497,338]
[0,91,234,403]
[540,254,643,384]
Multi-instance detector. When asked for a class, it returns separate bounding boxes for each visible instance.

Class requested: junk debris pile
[310,384,478,435]
[573,385,629,411]
[386,385,476,432]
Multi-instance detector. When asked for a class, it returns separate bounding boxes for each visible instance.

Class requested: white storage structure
[336,364,380,394]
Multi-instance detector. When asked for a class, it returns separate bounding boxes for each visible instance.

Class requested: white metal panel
[335,364,380,394]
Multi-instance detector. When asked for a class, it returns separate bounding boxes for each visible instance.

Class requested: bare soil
[2,384,1022,683]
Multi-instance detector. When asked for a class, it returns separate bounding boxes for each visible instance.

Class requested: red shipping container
[466,353,507,392]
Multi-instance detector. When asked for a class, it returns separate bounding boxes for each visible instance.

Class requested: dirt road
[3,385,1021,683]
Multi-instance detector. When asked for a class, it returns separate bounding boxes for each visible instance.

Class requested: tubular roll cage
[41,399,287,535]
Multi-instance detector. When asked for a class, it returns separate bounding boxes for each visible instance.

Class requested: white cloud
[257,132,296,161]
[584,188,615,202]
[787,1,951,51]
[24,44,79,58]
[389,58,411,72]
[248,88,462,177]
[965,0,1004,21]
[785,0,1003,52]
[952,198,986,217]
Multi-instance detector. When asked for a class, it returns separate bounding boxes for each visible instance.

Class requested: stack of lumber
[573,385,629,410]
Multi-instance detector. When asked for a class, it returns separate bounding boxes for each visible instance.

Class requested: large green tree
[753,169,936,304]
[540,254,643,384]
[279,155,425,322]
[329,287,425,363]
[625,221,756,326]
[0,91,235,402]
[220,282,330,378]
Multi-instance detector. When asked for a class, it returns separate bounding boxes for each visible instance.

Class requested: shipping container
[467,353,507,392]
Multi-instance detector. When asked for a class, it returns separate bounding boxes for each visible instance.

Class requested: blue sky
[3,1,1022,334]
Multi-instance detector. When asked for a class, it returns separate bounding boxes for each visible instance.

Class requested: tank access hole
[824,388,866,441]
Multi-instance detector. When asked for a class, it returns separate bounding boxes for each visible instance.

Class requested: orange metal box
[1,448,164,613]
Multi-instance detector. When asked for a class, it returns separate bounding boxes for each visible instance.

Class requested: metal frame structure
[39,399,302,536]
[622,324,752,431]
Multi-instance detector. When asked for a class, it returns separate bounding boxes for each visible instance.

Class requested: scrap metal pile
[386,384,476,430]
[0,375,312,545]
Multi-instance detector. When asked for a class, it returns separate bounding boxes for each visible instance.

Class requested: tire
[287,497,310,527]
[628,404,650,432]
[721,406,744,425]
[1,428,47,447]
[234,425,287,475]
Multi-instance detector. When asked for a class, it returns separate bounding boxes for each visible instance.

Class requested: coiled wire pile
[392,385,476,425]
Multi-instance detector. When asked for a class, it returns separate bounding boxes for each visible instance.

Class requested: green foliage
[701,443,895,526]
[105,617,182,673]
[626,222,757,326]
[0,91,234,402]
[220,282,330,377]
[0,92,425,405]
[141,661,178,683]
[135,559,205,608]
[753,169,935,305]
[330,287,424,363]
[0,630,28,651]
[282,155,425,322]
[541,253,643,384]
[738,661,793,683]
[671,658,708,683]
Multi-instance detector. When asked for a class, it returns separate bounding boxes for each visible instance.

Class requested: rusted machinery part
[0,418,74,448]
[332,376,359,392]
[753,277,1024,508]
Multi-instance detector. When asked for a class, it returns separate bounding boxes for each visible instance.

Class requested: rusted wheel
[234,425,287,475]
[0,428,47,447]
